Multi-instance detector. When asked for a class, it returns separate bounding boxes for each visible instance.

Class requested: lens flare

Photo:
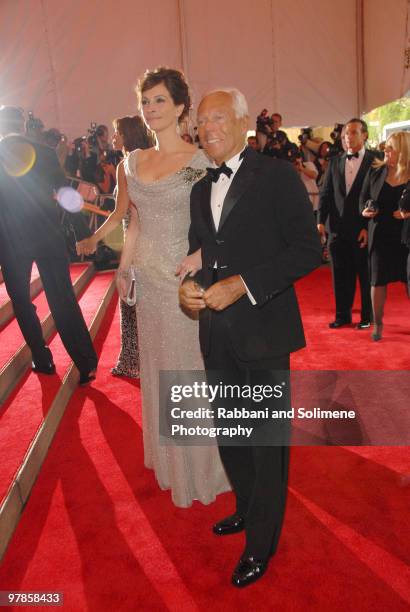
[0,140,36,177]
[56,186,84,213]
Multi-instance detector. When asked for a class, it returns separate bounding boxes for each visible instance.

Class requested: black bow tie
[346,152,359,160]
[206,162,233,182]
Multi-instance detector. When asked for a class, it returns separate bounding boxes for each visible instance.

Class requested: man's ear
[241,115,250,135]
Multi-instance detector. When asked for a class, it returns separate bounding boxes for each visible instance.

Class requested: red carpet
[292,267,409,371]
[0,265,39,309]
[0,271,114,503]
[0,264,88,366]
[0,266,409,611]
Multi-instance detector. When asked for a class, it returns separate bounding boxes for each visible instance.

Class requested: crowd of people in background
[1,103,409,345]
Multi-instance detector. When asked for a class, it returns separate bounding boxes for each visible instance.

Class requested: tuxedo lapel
[200,177,216,236]
[337,154,347,198]
[350,150,372,193]
[218,150,260,232]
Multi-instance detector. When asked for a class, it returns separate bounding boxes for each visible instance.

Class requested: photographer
[25,111,44,144]
[263,131,291,160]
[298,127,322,163]
[66,124,118,193]
[43,128,70,170]
[328,123,345,158]
[256,108,271,152]
[79,124,117,192]
[314,141,332,189]
[0,105,97,384]
[293,149,319,211]
[270,113,288,141]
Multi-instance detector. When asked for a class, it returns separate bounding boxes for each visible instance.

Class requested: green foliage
[364,97,410,144]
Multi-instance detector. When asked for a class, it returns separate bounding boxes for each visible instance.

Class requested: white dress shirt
[345,146,365,194]
[210,149,256,305]
[210,149,244,230]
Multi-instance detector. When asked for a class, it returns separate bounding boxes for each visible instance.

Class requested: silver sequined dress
[123,148,229,507]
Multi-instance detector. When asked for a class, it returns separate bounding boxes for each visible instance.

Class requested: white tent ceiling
[0,0,409,137]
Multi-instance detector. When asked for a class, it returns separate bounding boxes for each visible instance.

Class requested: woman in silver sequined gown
[117,67,229,507]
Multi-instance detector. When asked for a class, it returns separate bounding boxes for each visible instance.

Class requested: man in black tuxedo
[179,89,321,587]
[318,118,376,329]
[0,106,97,384]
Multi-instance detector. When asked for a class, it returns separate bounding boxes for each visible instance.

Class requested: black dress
[369,182,408,286]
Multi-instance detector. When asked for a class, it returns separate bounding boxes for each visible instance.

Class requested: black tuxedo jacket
[0,136,68,263]
[188,147,322,361]
[318,149,378,240]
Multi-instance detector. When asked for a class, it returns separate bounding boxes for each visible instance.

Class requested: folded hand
[204,275,246,311]
[179,280,206,311]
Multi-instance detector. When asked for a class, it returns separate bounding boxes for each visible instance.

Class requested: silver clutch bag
[126,266,137,306]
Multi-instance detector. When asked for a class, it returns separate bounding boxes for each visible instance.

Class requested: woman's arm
[175,248,202,283]
[76,160,130,255]
[117,201,139,300]
[300,161,318,180]
[359,169,378,218]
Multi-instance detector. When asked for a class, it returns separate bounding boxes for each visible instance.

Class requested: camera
[330,123,343,142]
[298,127,313,145]
[86,122,98,150]
[26,110,44,132]
[327,123,344,158]
[365,199,378,213]
[287,144,302,163]
[73,136,86,154]
[103,149,123,166]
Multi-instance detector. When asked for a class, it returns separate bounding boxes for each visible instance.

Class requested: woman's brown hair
[112,115,152,153]
[135,66,191,124]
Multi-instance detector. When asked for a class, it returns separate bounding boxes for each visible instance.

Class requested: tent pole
[356,0,365,115]
[177,0,189,80]
[40,0,60,129]
[269,0,278,112]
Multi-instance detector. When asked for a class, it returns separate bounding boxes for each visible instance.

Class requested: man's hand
[362,207,378,218]
[393,210,406,220]
[179,280,206,311]
[317,223,326,244]
[399,210,410,220]
[203,275,246,311]
[357,229,368,248]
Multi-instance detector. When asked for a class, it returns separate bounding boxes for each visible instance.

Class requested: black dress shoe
[31,360,56,375]
[231,556,269,588]
[79,370,97,386]
[356,320,371,329]
[213,513,245,536]
[329,318,351,329]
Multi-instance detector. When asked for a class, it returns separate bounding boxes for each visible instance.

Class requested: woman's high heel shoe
[371,323,383,342]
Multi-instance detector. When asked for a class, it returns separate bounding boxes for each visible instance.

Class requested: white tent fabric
[0,0,409,137]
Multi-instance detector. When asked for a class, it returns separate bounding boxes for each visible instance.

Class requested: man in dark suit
[179,89,321,587]
[0,106,97,384]
[318,118,376,329]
